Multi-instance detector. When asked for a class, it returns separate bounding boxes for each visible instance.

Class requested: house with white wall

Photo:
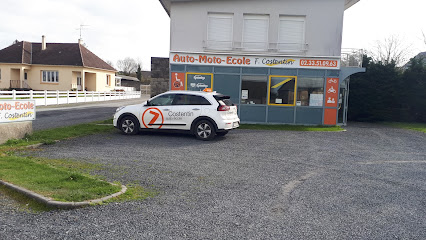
[159,0,364,125]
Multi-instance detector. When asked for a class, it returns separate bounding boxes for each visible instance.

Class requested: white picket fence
[0,90,141,106]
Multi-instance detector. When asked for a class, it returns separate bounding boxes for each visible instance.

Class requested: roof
[403,52,426,69]
[0,41,115,71]
[159,0,361,15]
[116,75,140,81]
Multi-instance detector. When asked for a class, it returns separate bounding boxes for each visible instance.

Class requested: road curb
[0,180,127,209]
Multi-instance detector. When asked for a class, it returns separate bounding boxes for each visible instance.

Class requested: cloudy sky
[0,0,425,70]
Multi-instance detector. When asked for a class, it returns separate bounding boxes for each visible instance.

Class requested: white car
[113,90,240,140]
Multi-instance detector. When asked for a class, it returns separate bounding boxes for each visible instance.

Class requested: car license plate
[233,122,239,128]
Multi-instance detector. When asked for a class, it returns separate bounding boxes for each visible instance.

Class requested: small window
[0,69,2,80]
[24,72,28,80]
[278,16,306,52]
[269,76,297,106]
[207,13,234,50]
[149,94,175,106]
[243,14,269,51]
[106,75,111,86]
[241,75,268,104]
[42,71,59,83]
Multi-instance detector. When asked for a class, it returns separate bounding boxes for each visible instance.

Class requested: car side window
[172,94,189,105]
[189,95,211,105]
[149,94,175,106]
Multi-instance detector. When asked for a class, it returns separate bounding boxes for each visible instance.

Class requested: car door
[168,94,211,130]
[140,93,175,130]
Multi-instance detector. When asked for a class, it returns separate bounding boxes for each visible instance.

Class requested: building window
[268,76,297,106]
[278,16,306,52]
[241,75,268,104]
[42,71,59,83]
[207,13,233,50]
[243,14,269,51]
[296,77,324,106]
[116,78,121,86]
[24,72,28,80]
[106,75,111,86]
[0,69,2,80]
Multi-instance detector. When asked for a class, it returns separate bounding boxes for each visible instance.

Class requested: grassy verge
[0,119,156,210]
[0,155,121,202]
[1,120,115,150]
[386,122,426,133]
[239,124,343,132]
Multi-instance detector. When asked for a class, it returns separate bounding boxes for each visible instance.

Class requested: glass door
[338,78,349,125]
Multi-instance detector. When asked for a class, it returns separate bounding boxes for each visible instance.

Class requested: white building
[159,0,364,125]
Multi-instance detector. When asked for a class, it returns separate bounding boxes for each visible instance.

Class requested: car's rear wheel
[120,116,140,135]
[194,120,216,141]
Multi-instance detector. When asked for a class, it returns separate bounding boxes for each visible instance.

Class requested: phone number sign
[0,100,36,123]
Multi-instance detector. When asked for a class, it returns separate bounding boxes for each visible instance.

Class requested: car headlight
[116,106,125,112]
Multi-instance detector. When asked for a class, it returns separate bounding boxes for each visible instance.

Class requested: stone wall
[150,57,169,97]
[0,121,32,144]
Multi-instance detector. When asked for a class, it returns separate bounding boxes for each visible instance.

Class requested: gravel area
[1,123,425,239]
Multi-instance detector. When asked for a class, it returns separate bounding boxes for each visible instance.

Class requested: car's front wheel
[120,116,140,135]
[194,120,216,141]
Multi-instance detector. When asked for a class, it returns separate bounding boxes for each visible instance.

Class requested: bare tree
[370,35,412,66]
[117,57,137,75]
[422,31,426,47]
[105,60,114,68]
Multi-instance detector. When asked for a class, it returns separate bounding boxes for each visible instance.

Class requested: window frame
[241,75,268,105]
[41,70,59,84]
[268,75,298,106]
[278,15,306,52]
[207,12,234,50]
[242,14,270,51]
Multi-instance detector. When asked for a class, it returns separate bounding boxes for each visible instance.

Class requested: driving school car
[113,90,240,140]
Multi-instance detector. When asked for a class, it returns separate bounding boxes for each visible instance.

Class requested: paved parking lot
[1,123,425,239]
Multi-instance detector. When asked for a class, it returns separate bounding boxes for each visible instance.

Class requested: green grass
[239,124,343,132]
[0,119,156,209]
[1,121,115,149]
[0,155,121,202]
[386,122,426,133]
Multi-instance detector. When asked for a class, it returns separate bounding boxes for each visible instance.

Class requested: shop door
[338,79,349,125]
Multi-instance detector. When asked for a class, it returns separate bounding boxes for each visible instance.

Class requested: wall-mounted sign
[0,100,36,123]
[171,72,185,91]
[325,78,339,108]
[170,52,340,69]
[186,73,213,91]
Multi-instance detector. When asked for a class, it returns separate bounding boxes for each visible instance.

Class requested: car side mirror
[145,100,150,106]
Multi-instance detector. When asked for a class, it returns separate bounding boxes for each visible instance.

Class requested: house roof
[0,41,115,71]
[116,75,140,81]
[159,0,361,15]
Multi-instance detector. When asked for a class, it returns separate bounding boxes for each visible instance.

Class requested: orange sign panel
[300,59,338,68]
[324,108,337,125]
[171,72,185,90]
[325,78,339,108]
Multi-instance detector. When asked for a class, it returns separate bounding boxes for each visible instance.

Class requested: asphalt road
[33,97,149,131]
[1,123,425,239]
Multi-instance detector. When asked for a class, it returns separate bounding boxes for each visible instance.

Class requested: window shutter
[279,16,305,52]
[243,15,269,50]
[207,13,233,50]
